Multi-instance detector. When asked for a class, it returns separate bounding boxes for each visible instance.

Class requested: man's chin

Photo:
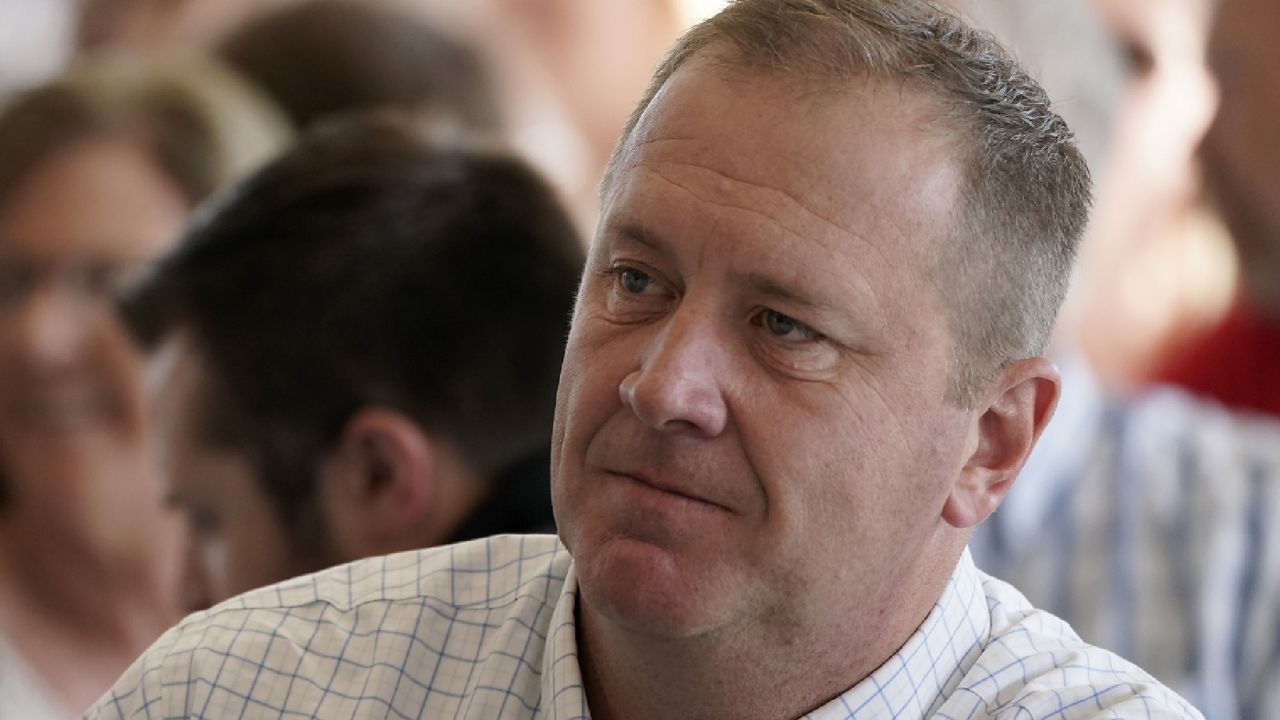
[575,535,737,640]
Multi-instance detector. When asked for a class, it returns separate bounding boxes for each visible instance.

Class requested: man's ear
[319,407,436,559]
[942,357,1060,529]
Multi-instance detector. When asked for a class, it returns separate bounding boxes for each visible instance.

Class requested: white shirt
[0,632,68,720]
[972,357,1280,720]
[88,534,1199,719]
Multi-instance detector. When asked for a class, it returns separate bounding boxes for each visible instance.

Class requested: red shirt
[1154,300,1280,416]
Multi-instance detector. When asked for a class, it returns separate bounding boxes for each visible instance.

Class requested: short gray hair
[605,0,1092,406]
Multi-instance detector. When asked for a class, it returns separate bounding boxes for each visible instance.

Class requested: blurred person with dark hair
[74,0,501,138]
[117,112,583,613]
[69,0,642,238]
[217,0,503,134]
[0,56,288,718]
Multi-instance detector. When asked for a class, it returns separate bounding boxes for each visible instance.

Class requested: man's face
[148,334,309,612]
[552,61,976,641]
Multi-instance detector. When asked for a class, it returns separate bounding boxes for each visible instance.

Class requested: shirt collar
[542,562,591,720]
[808,549,991,719]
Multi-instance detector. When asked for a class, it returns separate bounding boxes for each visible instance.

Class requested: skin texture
[552,59,1059,720]
[0,135,186,714]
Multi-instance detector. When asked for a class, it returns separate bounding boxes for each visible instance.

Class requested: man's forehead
[605,59,965,260]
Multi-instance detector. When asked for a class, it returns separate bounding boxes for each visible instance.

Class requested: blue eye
[620,268,653,294]
[764,309,799,337]
[757,309,822,344]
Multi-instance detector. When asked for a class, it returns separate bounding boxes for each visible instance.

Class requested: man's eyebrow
[607,225,836,311]
[162,490,189,508]
[608,221,665,252]
[745,272,826,312]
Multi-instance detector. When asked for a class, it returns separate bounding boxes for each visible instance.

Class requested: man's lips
[606,469,732,512]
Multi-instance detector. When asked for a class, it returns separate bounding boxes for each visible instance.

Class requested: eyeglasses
[0,255,146,310]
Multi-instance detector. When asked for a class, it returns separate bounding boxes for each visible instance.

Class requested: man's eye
[764,309,797,337]
[74,261,127,297]
[761,309,818,341]
[0,264,32,305]
[619,267,654,294]
[186,508,222,536]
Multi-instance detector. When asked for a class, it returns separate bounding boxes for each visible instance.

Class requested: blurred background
[0,0,1243,390]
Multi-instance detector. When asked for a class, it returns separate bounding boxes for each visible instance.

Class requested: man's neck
[576,566,953,720]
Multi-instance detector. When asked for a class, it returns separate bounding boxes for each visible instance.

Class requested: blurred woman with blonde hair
[0,55,288,718]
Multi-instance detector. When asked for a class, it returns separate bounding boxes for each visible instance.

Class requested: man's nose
[6,285,94,368]
[180,525,214,615]
[618,307,729,437]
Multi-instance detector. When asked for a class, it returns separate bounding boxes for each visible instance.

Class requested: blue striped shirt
[88,533,1197,718]
[972,357,1280,720]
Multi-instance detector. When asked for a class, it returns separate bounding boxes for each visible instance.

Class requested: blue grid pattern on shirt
[88,535,574,719]
[90,535,1202,719]
[806,552,1201,720]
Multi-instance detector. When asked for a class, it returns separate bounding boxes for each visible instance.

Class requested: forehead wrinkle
[626,159,898,328]
[635,152,853,245]
[744,273,824,311]
[633,158,898,265]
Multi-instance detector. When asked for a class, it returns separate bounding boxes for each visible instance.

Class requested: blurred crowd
[0,0,1277,717]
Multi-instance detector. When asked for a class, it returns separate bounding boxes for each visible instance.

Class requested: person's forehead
[0,134,187,264]
[608,58,965,263]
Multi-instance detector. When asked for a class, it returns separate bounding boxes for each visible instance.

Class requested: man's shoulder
[945,571,1204,719]
[232,532,569,613]
[88,534,572,719]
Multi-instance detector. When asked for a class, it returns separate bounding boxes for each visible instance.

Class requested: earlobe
[321,407,436,557]
[942,357,1059,529]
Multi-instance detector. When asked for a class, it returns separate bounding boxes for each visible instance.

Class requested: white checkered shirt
[88,534,1200,719]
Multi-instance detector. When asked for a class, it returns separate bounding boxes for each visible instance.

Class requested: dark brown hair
[120,113,584,545]
[218,0,501,133]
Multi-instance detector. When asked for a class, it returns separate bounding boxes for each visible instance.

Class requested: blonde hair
[0,53,291,208]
